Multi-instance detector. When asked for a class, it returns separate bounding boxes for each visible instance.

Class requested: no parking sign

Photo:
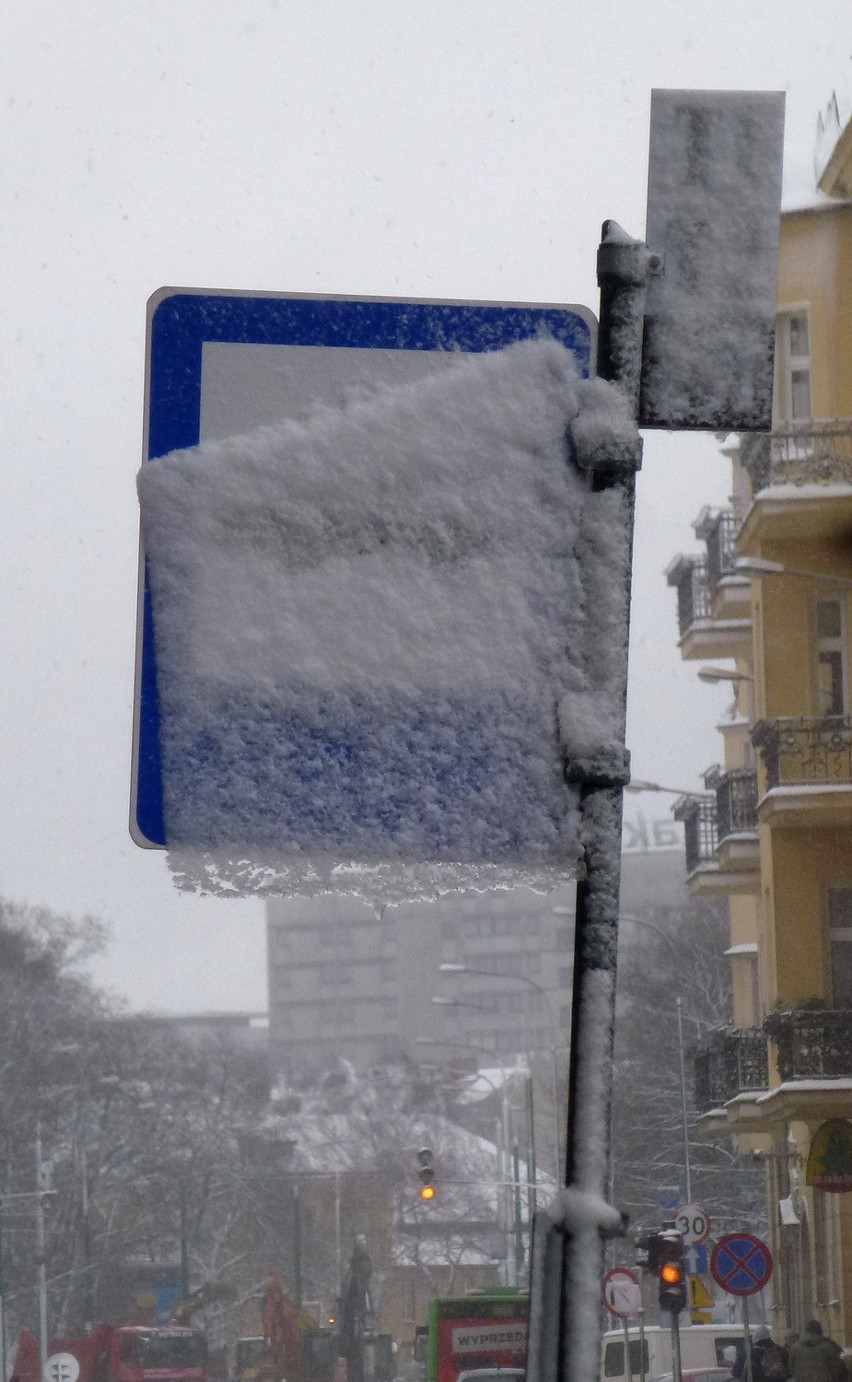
[710,1233,773,1296]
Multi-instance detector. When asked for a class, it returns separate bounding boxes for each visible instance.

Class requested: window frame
[812,595,848,718]
[774,306,812,423]
[826,885,852,1009]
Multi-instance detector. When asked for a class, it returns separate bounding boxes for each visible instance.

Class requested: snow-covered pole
[561,220,648,1382]
[527,220,649,1382]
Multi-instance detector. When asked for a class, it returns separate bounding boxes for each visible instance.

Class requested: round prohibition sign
[710,1233,773,1296]
[675,1204,711,1245]
[603,1266,642,1318]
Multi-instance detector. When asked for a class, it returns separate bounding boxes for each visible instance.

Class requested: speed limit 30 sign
[675,1204,711,1245]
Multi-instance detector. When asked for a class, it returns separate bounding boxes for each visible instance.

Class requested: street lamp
[735,555,852,587]
[436,966,563,1177]
[624,778,702,797]
[697,665,753,684]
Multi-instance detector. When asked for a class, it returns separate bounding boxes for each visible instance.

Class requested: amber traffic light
[417,1147,436,1200]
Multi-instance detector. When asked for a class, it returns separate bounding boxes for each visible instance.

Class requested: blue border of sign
[131,289,596,848]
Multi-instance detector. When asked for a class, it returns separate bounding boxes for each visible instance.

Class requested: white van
[601,1323,746,1382]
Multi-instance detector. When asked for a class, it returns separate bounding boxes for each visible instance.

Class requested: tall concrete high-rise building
[266,837,688,1081]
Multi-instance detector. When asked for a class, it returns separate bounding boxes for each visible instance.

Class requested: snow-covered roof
[454,1066,529,1103]
[756,1079,852,1101]
[724,943,758,957]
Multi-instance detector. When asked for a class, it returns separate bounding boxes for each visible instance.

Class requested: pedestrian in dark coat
[733,1328,787,1382]
[790,1321,845,1382]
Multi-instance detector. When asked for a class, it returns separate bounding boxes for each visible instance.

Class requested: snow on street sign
[641,90,785,431]
[603,1267,642,1319]
[131,291,628,900]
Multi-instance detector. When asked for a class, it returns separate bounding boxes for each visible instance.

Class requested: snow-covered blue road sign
[132,290,596,854]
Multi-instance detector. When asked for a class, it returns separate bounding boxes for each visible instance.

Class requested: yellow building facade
[666,99,852,1348]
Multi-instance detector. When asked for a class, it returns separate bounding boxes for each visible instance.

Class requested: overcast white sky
[1,2,849,1013]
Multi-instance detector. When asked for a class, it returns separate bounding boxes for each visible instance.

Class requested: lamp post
[696,666,753,684]
[623,778,703,797]
[436,965,564,1179]
[735,555,852,587]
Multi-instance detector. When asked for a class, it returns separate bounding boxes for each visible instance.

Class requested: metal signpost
[603,1269,644,1382]
[133,87,785,1382]
[528,87,784,1382]
[711,1233,774,1382]
[676,1206,712,1322]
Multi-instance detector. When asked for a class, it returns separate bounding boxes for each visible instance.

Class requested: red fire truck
[12,1323,208,1382]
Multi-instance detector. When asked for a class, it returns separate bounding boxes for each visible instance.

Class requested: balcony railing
[695,1028,769,1112]
[673,794,717,874]
[667,557,712,637]
[764,1008,852,1081]
[704,767,759,840]
[740,419,852,491]
[701,509,742,591]
[752,716,852,789]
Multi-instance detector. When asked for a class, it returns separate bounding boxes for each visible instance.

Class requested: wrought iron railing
[673,794,717,874]
[703,510,742,591]
[764,1009,852,1081]
[704,767,758,840]
[670,558,712,637]
[740,419,852,491]
[694,1028,769,1112]
[752,716,852,789]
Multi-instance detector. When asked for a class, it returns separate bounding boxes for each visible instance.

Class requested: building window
[827,887,852,1008]
[814,599,847,716]
[775,311,812,422]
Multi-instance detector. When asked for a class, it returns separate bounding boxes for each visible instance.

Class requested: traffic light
[635,1229,664,1272]
[656,1231,687,1315]
[417,1147,436,1200]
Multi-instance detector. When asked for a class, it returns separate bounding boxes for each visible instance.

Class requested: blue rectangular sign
[132,290,595,850]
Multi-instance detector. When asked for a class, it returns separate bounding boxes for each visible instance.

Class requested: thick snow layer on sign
[642,90,785,431]
[138,337,632,904]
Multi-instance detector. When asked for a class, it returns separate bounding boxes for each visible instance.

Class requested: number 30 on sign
[675,1205,711,1245]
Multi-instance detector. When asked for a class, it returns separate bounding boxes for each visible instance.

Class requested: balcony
[667,555,710,635]
[738,421,852,549]
[740,419,852,492]
[693,507,750,619]
[665,554,751,660]
[764,1008,852,1081]
[704,766,759,873]
[695,1027,769,1114]
[673,794,718,888]
[752,716,852,827]
[674,774,759,893]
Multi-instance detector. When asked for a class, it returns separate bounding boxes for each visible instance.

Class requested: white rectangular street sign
[641,89,785,431]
